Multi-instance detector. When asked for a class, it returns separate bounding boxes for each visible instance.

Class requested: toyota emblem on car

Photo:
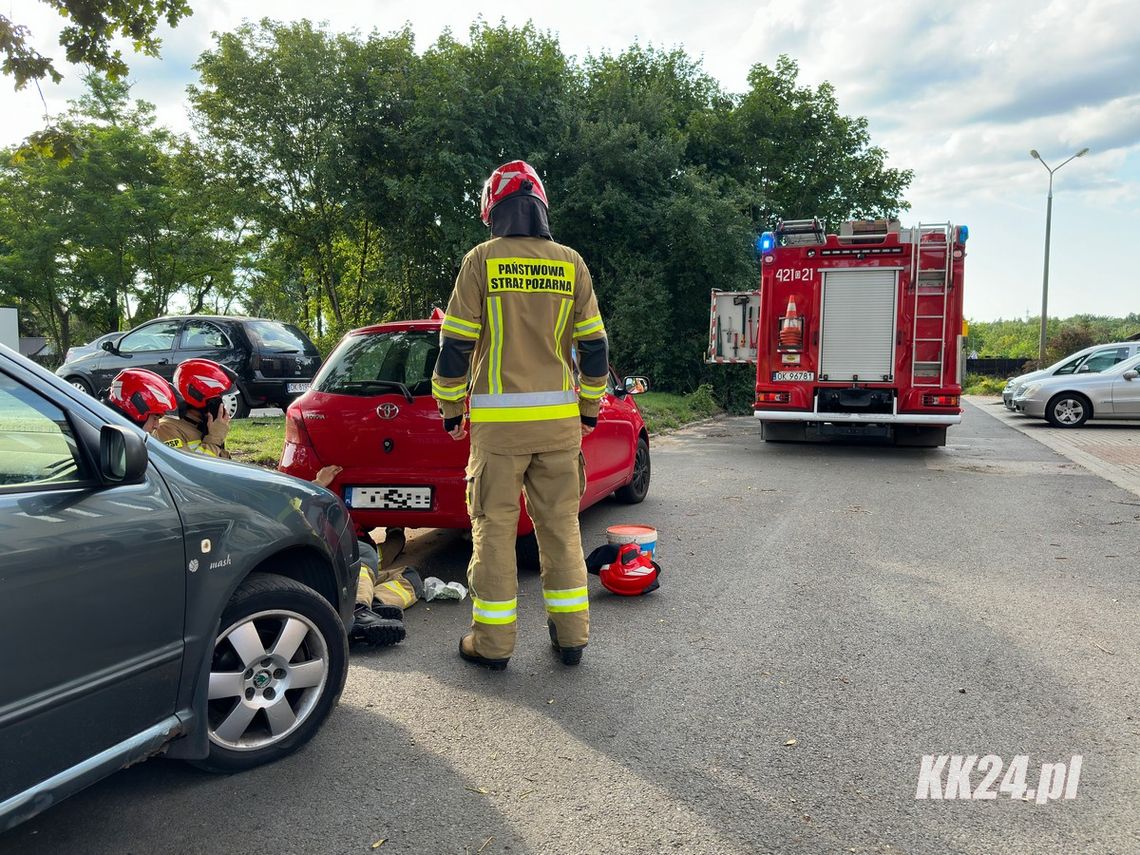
[376,403,400,419]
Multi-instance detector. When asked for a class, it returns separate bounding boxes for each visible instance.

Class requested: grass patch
[227,416,286,466]
[962,374,1007,395]
[636,384,721,433]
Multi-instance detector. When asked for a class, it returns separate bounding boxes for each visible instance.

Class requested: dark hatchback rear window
[245,320,319,355]
[314,330,439,397]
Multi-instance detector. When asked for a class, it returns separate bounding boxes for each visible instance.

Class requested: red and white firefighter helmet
[107,368,178,424]
[585,542,661,596]
[479,160,548,226]
[173,358,238,411]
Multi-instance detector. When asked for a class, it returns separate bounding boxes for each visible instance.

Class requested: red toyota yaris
[278,312,651,547]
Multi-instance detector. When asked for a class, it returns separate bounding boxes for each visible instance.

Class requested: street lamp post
[1030,147,1089,364]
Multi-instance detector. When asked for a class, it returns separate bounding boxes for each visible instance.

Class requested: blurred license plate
[345,486,432,510]
[772,371,815,381]
[287,383,310,394]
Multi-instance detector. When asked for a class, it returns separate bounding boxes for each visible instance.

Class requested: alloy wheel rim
[207,609,329,751]
[1054,399,1084,424]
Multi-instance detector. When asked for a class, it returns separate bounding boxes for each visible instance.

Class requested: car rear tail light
[922,394,959,407]
[756,392,791,403]
[285,408,314,446]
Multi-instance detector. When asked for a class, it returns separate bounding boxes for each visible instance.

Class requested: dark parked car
[0,344,357,831]
[55,315,322,417]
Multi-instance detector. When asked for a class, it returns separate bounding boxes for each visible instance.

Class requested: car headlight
[1021,384,1042,398]
[1004,380,1016,392]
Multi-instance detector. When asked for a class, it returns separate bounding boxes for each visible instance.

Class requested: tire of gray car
[614,437,651,504]
[193,573,348,774]
[1045,392,1091,428]
[65,376,93,395]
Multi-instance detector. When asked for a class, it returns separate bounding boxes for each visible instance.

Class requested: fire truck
[708,218,968,446]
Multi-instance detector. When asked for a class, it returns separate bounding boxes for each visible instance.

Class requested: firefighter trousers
[356,530,419,609]
[466,444,589,659]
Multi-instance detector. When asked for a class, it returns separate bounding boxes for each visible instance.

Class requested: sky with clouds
[2,0,1138,322]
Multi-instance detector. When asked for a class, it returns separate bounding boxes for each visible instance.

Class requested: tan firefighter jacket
[154,412,232,459]
[432,235,609,455]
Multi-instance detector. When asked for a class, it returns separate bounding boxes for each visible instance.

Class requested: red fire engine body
[748,218,967,446]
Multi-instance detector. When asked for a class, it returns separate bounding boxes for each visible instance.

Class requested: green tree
[0,74,240,353]
[1,0,191,88]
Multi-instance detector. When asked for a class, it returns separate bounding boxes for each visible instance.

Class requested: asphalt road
[5,401,1140,854]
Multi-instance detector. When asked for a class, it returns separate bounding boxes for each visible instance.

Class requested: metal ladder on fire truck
[909,222,953,386]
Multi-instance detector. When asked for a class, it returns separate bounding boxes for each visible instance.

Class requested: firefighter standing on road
[432,160,609,670]
[154,358,237,458]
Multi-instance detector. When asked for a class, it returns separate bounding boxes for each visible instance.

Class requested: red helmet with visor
[108,368,178,424]
[173,358,237,409]
[479,160,548,226]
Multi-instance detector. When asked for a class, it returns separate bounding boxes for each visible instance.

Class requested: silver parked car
[1003,342,1140,409]
[1011,353,1140,427]
[62,331,122,365]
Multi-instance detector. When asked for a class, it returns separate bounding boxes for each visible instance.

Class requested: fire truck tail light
[922,394,960,407]
[757,392,791,403]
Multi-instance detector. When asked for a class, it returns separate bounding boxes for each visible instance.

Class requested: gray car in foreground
[1011,352,1140,427]
[0,345,357,832]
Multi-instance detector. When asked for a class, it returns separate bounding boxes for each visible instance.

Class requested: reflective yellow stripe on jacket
[163,437,224,458]
[432,380,467,402]
[579,381,606,401]
[442,314,481,339]
[469,390,579,423]
[574,315,604,338]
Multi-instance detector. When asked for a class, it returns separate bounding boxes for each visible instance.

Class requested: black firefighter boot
[351,604,406,647]
[547,620,585,666]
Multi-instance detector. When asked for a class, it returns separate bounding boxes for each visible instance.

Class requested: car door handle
[156,359,169,365]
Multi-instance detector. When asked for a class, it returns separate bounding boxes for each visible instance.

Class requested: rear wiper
[339,380,414,402]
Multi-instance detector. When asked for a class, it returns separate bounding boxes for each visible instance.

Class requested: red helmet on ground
[108,368,178,424]
[480,160,548,226]
[174,358,237,409]
[586,542,661,596]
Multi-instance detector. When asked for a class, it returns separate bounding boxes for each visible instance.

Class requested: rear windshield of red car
[314,330,439,397]
[245,320,319,355]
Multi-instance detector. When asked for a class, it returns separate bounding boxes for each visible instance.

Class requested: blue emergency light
[756,232,777,255]
[957,224,969,243]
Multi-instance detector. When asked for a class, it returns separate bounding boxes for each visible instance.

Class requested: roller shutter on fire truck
[819,269,898,383]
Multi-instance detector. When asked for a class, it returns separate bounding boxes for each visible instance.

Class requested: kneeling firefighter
[154,358,238,458]
[102,368,179,434]
[432,159,609,670]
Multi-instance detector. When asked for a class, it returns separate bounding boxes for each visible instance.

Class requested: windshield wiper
[338,380,414,402]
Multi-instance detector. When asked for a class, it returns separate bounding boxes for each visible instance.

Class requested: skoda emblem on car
[376,402,400,419]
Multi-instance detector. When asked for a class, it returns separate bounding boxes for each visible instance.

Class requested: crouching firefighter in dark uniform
[432,159,609,670]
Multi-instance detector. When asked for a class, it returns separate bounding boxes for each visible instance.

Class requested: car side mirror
[1076,364,1091,373]
[1124,370,1139,381]
[100,424,148,484]
[101,338,120,355]
[624,376,650,395]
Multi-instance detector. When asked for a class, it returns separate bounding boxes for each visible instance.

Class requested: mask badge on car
[377,403,399,419]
